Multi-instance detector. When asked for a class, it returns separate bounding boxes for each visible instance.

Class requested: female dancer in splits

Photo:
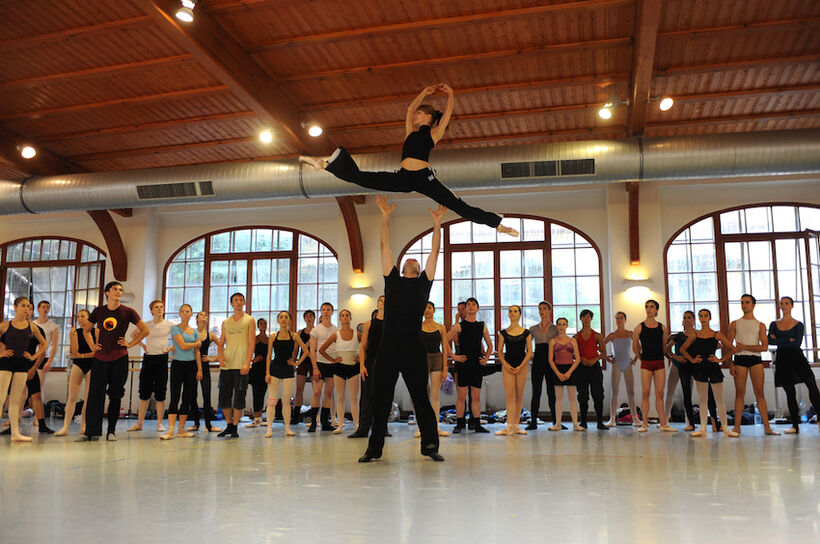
[265,311,309,438]
[603,312,641,427]
[299,84,518,237]
[680,309,739,438]
[55,309,96,436]
[496,305,532,436]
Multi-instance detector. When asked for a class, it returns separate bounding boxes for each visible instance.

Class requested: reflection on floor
[1,418,818,542]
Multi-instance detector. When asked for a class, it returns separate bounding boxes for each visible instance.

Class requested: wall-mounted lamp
[350,286,375,297]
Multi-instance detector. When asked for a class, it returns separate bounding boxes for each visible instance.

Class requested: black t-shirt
[672,331,687,356]
[383,266,432,333]
[89,304,141,361]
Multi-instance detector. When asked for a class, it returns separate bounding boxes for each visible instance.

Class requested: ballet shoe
[784,427,798,434]
[178,431,195,438]
[333,426,343,434]
[573,425,586,432]
[285,429,295,437]
[264,430,273,438]
[764,428,780,436]
[245,419,261,428]
[438,429,450,437]
[496,225,519,238]
[54,427,69,437]
[660,425,678,433]
[160,433,175,440]
[127,423,142,432]
[414,430,421,438]
[548,425,562,431]
[723,429,740,438]
[515,427,528,435]
[604,419,617,428]
[494,427,512,436]
[637,425,648,433]
[186,425,200,432]
[157,424,166,433]
[683,425,695,432]
[690,429,707,437]
[208,426,223,433]
[633,421,644,427]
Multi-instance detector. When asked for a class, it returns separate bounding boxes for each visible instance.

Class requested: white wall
[2,176,819,420]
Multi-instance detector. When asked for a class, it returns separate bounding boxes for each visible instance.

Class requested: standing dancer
[292,310,316,426]
[604,312,641,427]
[632,300,677,433]
[528,302,559,430]
[216,293,255,439]
[548,317,582,431]
[246,318,269,429]
[728,294,779,436]
[24,317,54,434]
[265,311,309,438]
[55,309,96,436]
[79,281,149,441]
[350,297,384,438]
[187,311,220,433]
[128,300,174,433]
[299,84,517,237]
[358,196,446,463]
[309,303,338,432]
[447,298,493,434]
[573,309,607,430]
[319,309,361,435]
[680,309,739,438]
[496,305,532,436]
[417,302,451,437]
[162,304,202,440]
[0,297,48,442]
[769,296,820,434]
[33,301,59,400]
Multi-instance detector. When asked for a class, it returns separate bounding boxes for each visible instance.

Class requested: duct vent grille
[501,159,594,178]
[136,181,215,200]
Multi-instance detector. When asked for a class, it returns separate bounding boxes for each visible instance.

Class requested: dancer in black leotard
[55,309,97,436]
[292,310,316,426]
[246,318,269,429]
[265,311,309,438]
[188,311,221,433]
[496,305,532,436]
[299,84,517,237]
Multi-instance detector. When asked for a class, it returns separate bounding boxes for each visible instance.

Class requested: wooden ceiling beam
[647,109,820,129]
[302,74,630,112]
[0,85,229,121]
[87,210,128,280]
[657,17,820,40]
[335,197,364,273]
[666,84,820,104]
[0,55,195,90]
[40,111,256,143]
[110,208,133,218]
[248,0,631,52]
[656,53,819,77]
[0,16,153,52]
[627,0,662,137]
[142,0,319,153]
[280,37,632,82]
[66,136,258,162]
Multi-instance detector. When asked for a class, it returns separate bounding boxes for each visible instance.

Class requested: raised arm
[406,85,437,136]
[430,84,454,143]
[376,195,397,276]
[425,204,447,279]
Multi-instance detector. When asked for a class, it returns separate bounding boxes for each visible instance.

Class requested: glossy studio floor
[1,417,818,543]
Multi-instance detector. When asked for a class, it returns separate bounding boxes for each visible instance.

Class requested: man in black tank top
[350,299,384,438]
[359,196,446,463]
[446,297,493,433]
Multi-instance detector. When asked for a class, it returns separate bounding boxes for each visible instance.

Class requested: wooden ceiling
[0,0,818,179]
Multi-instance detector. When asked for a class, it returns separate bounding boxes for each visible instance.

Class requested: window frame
[664,202,820,363]
[398,214,605,335]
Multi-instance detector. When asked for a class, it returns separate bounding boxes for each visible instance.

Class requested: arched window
[1,237,106,367]
[163,227,338,331]
[399,216,603,338]
[665,204,820,362]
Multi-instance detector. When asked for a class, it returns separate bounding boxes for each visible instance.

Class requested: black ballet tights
[782,380,820,431]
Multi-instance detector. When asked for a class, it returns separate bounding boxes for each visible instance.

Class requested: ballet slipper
[414,430,421,438]
[127,423,143,432]
[633,420,644,427]
[186,425,199,432]
[160,432,175,440]
[723,429,740,438]
[178,432,195,438]
[764,428,780,436]
[548,424,562,431]
[784,428,798,434]
[333,426,343,434]
[690,429,707,437]
[660,425,678,433]
[496,225,519,238]
[157,424,166,432]
[245,419,260,428]
[604,418,617,428]
[573,425,586,432]
[264,429,273,438]
[515,427,528,435]
[438,429,450,437]
[285,428,295,437]
[11,433,32,442]
[683,425,695,431]
[637,425,648,433]
[208,426,223,433]
[494,427,511,436]
[54,427,69,437]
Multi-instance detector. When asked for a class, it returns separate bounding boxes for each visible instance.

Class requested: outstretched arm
[425,205,447,279]
[406,85,437,136]
[430,84,454,143]
[377,195,397,276]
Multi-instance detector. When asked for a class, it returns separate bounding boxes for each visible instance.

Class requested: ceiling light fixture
[659,97,674,111]
[302,121,323,138]
[597,97,629,120]
[259,130,273,144]
[19,145,37,159]
[176,0,196,22]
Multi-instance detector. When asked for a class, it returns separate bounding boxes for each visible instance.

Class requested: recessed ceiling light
[659,97,674,111]
[259,130,273,144]
[20,145,37,159]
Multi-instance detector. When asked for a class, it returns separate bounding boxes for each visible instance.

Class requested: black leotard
[501,329,530,368]
[401,125,434,161]
[422,329,441,354]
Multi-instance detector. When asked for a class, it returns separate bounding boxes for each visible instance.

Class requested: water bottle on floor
[754,401,761,425]
[800,399,807,423]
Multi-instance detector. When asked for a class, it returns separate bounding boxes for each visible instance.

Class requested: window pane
[299,235,318,255]
[253,229,273,252]
[522,219,545,241]
[552,277,576,305]
[744,207,771,233]
[551,225,574,247]
[691,244,716,272]
[799,207,820,230]
[452,253,472,278]
[775,239,798,271]
[692,273,718,301]
[748,241,772,269]
[500,250,521,277]
[667,244,691,273]
[473,252,493,278]
[689,218,714,241]
[750,271,774,299]
[500,279,521,306]
[449,222,471,244]
[772,206,798,232]
[552,249,575,276]
[187,239,205,260]
[576,277,600,304]
[211,232,230,253]
[720,210,742,234]
[277,231,293,251]
[232,230,251,253]
[168,262,186,287]
[523,278,542,305]
[668,273,693,302]
[523,250,543,277]
[575,247,599,275]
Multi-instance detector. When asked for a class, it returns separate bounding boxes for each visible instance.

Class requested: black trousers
[167,361,197,416]
[780,362,820,430]
[530,344,557,424]
[85,356,128,437]
[357,353,377,433]
[189,365,215,428]
[677,363,718,425]
[576,363,605,424]
[326,147,502,228]
[249,362,267,413]
[367,333,438,456]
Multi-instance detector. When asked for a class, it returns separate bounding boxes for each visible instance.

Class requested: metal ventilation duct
[1,129,818,215]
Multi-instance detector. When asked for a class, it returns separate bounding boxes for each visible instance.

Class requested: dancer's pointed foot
[245,418,261,428]
[660,425,678,433]
[332,426,343,434]
[298,155,326,171]
[764,428,780,436]
[186,425,199,432]
[208,426,223,433]
[496,224,519,238]
[414,430,421,438]
[683,424,695,432]
[157,424,166,433]
[178,431,195,438]
[515,426,528,435]
[127,423,142,432]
